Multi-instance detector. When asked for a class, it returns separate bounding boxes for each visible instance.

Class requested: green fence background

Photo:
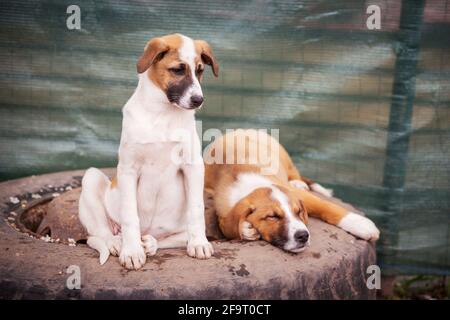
[1,0,449,274]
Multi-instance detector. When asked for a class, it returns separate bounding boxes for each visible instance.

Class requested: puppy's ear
[298,201,309,225]
[195,40,219,77]
[290,188,309,224]
[218,199,255,240]
[136,37,169,74]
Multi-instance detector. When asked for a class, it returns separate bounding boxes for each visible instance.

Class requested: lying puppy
[79,33,218,269]
[204,129,379,252]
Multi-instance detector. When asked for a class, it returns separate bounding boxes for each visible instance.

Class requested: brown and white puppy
[204,129,380,253]
[79,34,218,269]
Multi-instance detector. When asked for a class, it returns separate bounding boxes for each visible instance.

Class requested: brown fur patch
[110,176,117,189]
[137,34,219,105]
[147,34,184,92]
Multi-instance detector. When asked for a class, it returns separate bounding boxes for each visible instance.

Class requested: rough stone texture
[36,188,87,243]
[0,169,377,299]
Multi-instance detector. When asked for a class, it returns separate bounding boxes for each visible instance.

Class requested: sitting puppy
[79,33,219,269]
[204,129,379,252]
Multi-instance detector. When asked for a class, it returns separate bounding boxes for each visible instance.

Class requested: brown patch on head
[137,34,184,91]
[137,34,194,105]
[218,187,288,248]
[244,188,288,247]
[137,34,182,73]
[218,182,311,252]
[136,34,219,109]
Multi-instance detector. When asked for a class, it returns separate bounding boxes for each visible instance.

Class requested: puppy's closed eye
[265,214,281,221]
[169,64,186,75]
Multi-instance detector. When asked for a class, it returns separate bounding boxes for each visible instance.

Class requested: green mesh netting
[0,0,449,275]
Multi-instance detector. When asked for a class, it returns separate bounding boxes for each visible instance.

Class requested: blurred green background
[0,0,449,274]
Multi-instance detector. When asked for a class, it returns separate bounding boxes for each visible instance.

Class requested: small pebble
[10,211,17,216]
[9,197,20,204]
[52,193,60,198]
[65,186,73,191]
[31,193,42,199]
[40,235,52,243]
[68,238,76,247]
[7,217,15,222]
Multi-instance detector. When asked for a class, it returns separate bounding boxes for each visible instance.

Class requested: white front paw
[289,180,309,190]
[338,212,380,241]
[240,221,261,241]
[142,234,158,256]
[310,183,334,197]
[187,236,214,259]
[119,242,146,270]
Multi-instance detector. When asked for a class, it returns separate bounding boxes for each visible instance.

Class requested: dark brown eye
[169,64,185,75]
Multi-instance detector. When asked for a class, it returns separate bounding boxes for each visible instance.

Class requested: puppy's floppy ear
[290,187,309,224]
[298,201,308,224]
[218,199,255,240]
[195,40,219,77]
[136,37,169,74]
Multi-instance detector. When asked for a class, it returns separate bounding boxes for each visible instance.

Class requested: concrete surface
[0,169,377,299]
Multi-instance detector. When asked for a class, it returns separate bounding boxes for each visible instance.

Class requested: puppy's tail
[87,236,110,265]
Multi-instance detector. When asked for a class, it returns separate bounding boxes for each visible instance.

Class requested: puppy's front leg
[117,165,146,270]
[182,163,214,259]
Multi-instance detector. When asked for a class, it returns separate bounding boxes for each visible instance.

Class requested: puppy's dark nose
[294,230,309,244]
[190,95,204,108]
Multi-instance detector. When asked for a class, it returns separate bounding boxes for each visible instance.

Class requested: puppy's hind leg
[79,168,121,265]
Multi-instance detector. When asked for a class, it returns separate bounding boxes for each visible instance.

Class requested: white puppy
[79,33,219,270]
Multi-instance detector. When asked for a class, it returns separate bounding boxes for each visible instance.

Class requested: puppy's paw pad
[241,221,261,241]
[187,238,214,260]
[142,234,158,256]
[338,212,380,241]
[119,245,146,270]
[289,180,309,190]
